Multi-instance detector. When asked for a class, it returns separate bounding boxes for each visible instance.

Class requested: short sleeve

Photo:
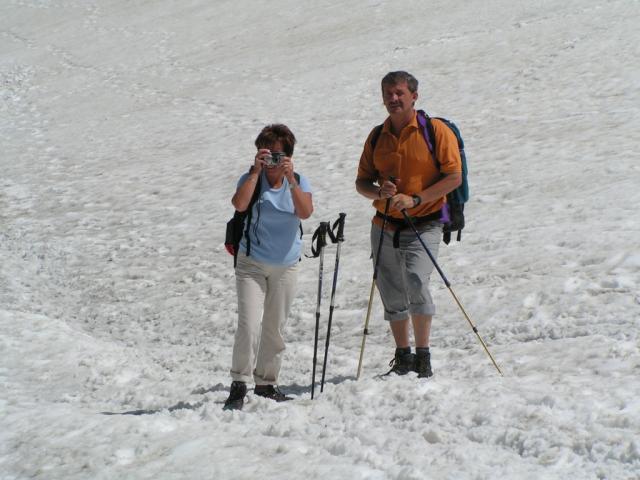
[236,172,250,189]
[433,119,462,174]
[356,128,379,181]
[297,174,312,193]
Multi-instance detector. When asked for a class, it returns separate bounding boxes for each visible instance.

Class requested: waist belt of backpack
[375,210,441,248]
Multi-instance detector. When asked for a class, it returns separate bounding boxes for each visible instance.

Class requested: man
[355,71,462,377]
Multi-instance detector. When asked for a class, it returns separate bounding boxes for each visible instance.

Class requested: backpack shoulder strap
[417,109,437,161]
[243,169,262,258]
[370,124,384,150]
[293,172,303,239]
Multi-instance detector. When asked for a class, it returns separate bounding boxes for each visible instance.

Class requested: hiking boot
[223,381,247,411]
[415,348,433,378]
[385,348,415,376]
[254,385,293,402]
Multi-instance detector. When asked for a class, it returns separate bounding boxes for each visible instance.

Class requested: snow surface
[1,0,639,479]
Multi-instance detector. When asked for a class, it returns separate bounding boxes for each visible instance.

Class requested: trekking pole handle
[308,221,330,257]
[332,213,346,243]
[318,221,329,249]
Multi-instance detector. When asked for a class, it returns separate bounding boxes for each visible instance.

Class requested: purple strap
[416,111,434,154]
[440,203,450,224]
[417,111,449,223]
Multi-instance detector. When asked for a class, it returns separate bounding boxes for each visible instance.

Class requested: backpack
[370,109,469,244]
[225,171,301,267]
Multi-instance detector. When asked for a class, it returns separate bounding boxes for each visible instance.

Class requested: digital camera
[266,151,286,166]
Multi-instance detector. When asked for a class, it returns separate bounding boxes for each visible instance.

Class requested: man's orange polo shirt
[357,112,462,226]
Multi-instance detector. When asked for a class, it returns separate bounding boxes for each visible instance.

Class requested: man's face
[382,81,417,116]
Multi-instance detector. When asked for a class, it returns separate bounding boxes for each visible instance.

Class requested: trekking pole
[357,177,395,379]
[320,213,346,393]
[399,209,503,376]
[310,221,330,399]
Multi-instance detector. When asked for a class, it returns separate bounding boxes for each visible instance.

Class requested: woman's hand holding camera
[253,149,272,173]
[281,156,295,183]
[254,149,294,182]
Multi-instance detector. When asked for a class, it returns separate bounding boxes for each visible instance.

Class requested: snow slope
[1,0,639,478]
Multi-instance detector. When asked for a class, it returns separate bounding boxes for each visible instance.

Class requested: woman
[223,124,313,411]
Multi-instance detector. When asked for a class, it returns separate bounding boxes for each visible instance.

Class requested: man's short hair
[255,124,296,156]
[381,71,419,93]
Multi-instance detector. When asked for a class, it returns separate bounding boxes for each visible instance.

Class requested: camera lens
[271,152,284,164]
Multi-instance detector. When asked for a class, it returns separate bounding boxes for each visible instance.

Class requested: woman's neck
[265,170,284,189]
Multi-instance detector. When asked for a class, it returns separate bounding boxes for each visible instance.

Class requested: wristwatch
[411,194,422,207]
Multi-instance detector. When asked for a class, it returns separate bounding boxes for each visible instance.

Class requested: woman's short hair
[255,124,296,156]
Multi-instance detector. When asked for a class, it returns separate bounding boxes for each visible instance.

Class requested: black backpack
[370,110,469,244]
[225,171,301,267]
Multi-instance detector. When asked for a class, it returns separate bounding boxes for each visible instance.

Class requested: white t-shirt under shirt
[237,171,312,266]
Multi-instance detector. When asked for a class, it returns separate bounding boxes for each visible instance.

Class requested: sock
[396,346,411,355]
[416,347,430,356]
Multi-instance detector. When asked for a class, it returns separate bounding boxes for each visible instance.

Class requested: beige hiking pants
[230,254,298,385]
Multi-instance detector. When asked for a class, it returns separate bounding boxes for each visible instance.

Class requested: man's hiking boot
[385,347,415,376]
[223,381,247,411]
[415,348,433,378]
[254,384,293,402]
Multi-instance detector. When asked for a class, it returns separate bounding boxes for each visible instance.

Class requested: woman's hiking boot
[385,347,415,376]
[254,385,293,402]
[414,348,433,378]
[223,381,247,411]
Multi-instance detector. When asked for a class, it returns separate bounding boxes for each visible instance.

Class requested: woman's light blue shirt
[237,171,312,266]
